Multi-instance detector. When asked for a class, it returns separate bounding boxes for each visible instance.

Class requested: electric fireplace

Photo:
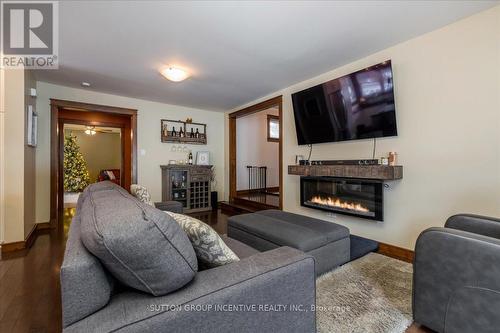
[300,176,383,221]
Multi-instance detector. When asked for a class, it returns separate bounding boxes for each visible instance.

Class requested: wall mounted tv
[292,60,397,145]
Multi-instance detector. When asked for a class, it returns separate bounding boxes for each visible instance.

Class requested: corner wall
[0,68,5,243]
[226,6,500,249]
[35,82,226,223]
[2,69,37,243]
[24,71,37,238]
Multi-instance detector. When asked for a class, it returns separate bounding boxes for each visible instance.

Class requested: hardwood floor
[0,229,65,332]
[0,208,432,333]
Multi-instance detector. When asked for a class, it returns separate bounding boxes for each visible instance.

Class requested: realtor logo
[1,1,58,69]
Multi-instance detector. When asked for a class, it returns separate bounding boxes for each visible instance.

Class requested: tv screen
[292,60,397,145]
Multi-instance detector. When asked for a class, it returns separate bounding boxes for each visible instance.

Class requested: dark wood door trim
[50,99,137,114]
[228,96,283,209]
[50,99,137,229]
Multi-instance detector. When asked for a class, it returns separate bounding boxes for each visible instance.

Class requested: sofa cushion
[60,213,115,328]
[228,210,349,252]
[165,212,239,267]
[80,184,198,296]
[77,181,129,212]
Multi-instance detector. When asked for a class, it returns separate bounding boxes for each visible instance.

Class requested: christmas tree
[64,134,91,192]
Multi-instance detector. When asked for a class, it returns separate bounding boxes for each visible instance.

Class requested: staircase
[220,196,279,215]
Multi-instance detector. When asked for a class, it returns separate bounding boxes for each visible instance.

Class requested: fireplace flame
[309,195,370,213]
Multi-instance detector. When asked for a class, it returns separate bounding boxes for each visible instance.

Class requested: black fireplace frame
[300,176,384,221]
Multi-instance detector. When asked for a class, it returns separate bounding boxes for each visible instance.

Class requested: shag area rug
[316,252,413,333]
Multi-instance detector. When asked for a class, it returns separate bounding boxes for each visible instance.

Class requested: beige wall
[0,68,5,242]
[36,82,226,223]
[64,129,121,183]
[236,108,279,190]
[226,6,500,249]
[23,71,37,238]
[2,69,35,243]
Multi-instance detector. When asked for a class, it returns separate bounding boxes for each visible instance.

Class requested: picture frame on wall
[27,105,38,147]
[196,151,210,165]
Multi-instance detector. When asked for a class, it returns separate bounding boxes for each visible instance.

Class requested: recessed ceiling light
[81,82,91,87]
[160,66,190,82]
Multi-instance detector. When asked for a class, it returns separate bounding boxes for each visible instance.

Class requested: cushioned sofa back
[60,200,115,328]
[79,183,198,296]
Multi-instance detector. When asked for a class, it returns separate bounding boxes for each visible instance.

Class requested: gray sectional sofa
[61,182,316,332]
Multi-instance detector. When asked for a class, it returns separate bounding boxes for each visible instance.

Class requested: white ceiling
[35,1,498,111]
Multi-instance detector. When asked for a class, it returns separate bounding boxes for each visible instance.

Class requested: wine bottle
[188,152,193,165]
[172,126,177,137]
[179,127,184,137]
[195,128,199,138]
[190,128,194,138]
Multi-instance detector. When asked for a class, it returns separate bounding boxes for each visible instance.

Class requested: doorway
[229,96,283,209]
[50,99,137,229]
[62,124,122,208]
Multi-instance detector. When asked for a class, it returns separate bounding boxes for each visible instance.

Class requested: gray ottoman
[228,209,350,275]
[154,201,183,213]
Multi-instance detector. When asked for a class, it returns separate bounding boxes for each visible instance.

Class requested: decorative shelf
[288,165,403,180]
[161,119,207,145]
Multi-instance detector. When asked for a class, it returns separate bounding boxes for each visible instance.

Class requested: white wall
[35,82,225,223]
[226,5,500,249]
[236,108,279,190]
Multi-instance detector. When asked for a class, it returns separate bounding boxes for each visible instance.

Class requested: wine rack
[161,165,213,213]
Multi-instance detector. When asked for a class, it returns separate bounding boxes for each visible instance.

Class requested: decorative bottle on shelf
[190,128,194,138]
[195,128,200,138]
[188,152,193,165]
[172,126,177,137]
[179,127,184,137]
[162,125,168,138]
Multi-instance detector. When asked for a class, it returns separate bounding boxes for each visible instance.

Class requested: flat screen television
[292,60,397,145]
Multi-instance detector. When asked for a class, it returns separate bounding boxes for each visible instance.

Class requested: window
[267,115,279,142]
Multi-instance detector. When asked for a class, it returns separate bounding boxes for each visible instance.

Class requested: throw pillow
[105,170,116,180]
[130,184,154,206]
[165,211,240,268]
[80,184,198,296]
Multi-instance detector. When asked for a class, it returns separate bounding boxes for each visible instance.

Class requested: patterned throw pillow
[165,211,240,268]
[130,184,154,206]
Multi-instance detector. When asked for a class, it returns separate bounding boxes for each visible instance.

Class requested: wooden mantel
[288,164,403,180]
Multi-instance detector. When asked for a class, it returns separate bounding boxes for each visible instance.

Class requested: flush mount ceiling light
[160,66,190,82]
[81,82,91,87]
[84,126,96,135]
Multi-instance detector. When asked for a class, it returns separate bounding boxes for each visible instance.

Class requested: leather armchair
[413,214,500,333]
